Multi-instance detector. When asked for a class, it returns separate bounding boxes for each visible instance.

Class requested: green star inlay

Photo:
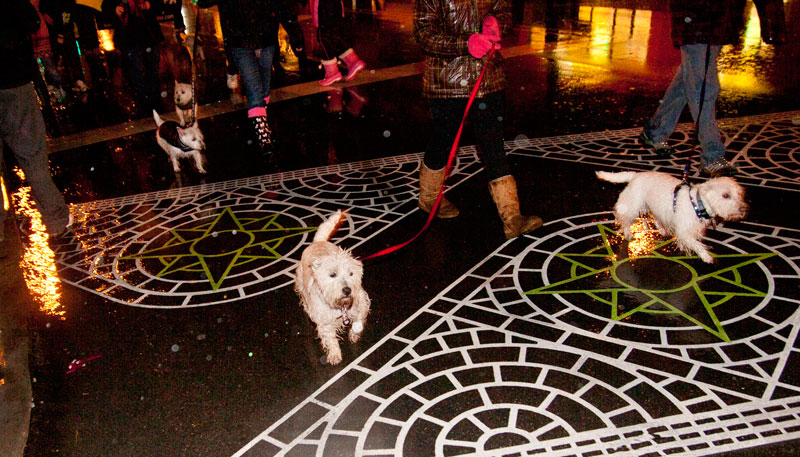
[122,208,316,290]
[525,224,776,341]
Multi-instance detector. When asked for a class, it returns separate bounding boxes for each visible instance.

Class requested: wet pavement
[2,1,800,456]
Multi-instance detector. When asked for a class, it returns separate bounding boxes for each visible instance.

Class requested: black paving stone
[269,402,329,445]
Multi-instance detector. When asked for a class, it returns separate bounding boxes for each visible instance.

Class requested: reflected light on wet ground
[11,168,65,319]
[719,4,777,95]
[625,218,665,258]
[579,6,652,64]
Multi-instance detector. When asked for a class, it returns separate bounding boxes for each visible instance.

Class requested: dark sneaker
[638,129,673,156]
[701,157,738,177]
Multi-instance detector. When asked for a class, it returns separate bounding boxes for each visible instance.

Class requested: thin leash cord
[682,43,712,182]
[190,3,201,123]
[359,49,497,262]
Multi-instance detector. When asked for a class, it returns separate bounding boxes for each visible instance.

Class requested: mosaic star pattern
[51,154,483,308]
[508,110,800,192]
[236,214,800,457]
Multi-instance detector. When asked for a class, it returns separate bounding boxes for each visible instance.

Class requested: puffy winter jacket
[414,0,510,99]
[669,0,746,47]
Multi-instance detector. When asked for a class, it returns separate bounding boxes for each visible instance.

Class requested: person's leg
[470,92,510,181]
[642,61,687,152]
[232,48,272,147]
[680,44,726,165]
[256,45,276,101]
[418,98,462,218]
[0,84,69,235]
[122,47,149,115]
[143,43,164,113]
[473,91,541,239]
[231,47,264,109]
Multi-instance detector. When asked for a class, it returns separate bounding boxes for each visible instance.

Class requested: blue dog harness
[673,181,713,221]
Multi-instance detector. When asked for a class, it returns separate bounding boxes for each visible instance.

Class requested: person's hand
[482,15,501,43]
[468,33,494,58]
[115,5,125,17]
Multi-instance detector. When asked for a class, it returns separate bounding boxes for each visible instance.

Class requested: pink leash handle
[359,49,496,261]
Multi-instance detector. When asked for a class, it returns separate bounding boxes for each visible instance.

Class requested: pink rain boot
[319,58,343,86]
[340,48,366,81]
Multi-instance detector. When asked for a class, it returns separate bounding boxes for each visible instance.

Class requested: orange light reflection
[12,168,65,319]
[626,218,663,259]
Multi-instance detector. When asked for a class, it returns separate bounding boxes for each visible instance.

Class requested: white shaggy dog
[295,210,370,365]
[596,170,748,263]
[153,109,207,174]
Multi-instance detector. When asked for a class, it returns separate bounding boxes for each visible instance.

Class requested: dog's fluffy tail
[153,109,165,127]
[596,170,637,183]
[314,210,347,242]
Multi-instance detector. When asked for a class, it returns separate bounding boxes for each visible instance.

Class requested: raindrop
[140,396,144,401]
[478,102,487,110]
[248,352,254,357]
[370,69,375,74]
[497,116,503,122]
[171,344,180,352]
[792,115,800,125]
[90,167,95,172]
[515,134,528,141]
[212,232,218,237]
[383,130,391,138]
[227,346,233,351]
[197,334,206,340]
[146,47,153,53]
[232,230,237,235]
[46,323,51,328]
[160,91,168,98]
[206,355,213,361]
[217,317,223,323]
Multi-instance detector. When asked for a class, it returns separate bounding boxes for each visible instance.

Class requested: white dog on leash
[596,170,748,263]
[295,210,370,365]
[153,109,207,174]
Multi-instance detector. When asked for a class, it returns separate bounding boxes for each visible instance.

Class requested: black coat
[198,0,279,49]
[0,0,41,89]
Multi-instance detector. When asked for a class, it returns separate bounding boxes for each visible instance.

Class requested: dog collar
[673,181,713,221]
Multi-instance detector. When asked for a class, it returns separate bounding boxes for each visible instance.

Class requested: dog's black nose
[342,286,351,297]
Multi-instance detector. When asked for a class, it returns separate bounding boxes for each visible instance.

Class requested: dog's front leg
[678,234,715,264]
[192,152,207,174]
[170,155,182,173]
[317,323,343,365]
[348,291,370,343]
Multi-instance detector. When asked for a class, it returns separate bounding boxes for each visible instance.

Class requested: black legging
[424,90,510,181]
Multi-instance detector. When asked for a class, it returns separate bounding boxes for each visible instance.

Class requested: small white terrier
[295,210,370,365]
[596,170,748,263]
[153,109,207,174]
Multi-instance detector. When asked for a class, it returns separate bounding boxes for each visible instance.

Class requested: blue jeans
[645,44,725,165]
[231,46,276,109]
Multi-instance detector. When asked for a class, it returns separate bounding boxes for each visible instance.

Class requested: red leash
[359,49,496,261]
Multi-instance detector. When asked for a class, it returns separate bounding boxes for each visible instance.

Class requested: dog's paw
[699,253,716,264]
[326,347,343,365]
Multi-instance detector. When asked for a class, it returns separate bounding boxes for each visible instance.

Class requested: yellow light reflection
[98,29,114,53]
[1,174,8,212]
[626,218,663,259]
[11,168,65,319]
[0,344,5,387]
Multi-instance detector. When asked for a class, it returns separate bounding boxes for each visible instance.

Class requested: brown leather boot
[418,163,459,218]
[488,175,543,239]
